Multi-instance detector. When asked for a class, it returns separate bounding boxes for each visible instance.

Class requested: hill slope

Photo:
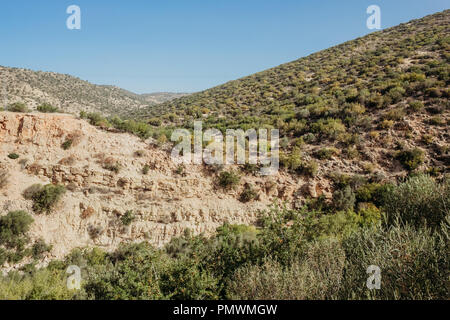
[0,66,188,116]
[139,10,449,177]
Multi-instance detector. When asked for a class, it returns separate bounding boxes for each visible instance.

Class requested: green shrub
[428,116,446,126]
[388,86,405,103]
[26,184,66,214]
[311,118,346,139]
[148,118,162,126]
[120,211,135,226]
[61,140,73,150]
[0,169,8,189]
[300,160,319,177]
[280,148,302,171]
[0,269,80,300]
[339,224,449,299]
[409,101,424,111]
[384,108,405,121]
[395,148,425,170]
[7,153,19,160]
[8,102,28,113]
[227,239,345,300]
[142,164,150,175]
[31,239,52,259]
[382,175,449,229]
[0,211,34,248]
[315,147,339,160]
[37,104,59,113]
[332,186,356,211]
[84,243,164,300]
[160,257,219,300]
[217,171,240,190]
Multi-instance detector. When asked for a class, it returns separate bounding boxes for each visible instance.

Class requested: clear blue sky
[0,0,448,93]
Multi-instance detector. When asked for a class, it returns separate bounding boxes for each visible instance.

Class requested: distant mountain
[0,66,188,116]
[141,92,190,105]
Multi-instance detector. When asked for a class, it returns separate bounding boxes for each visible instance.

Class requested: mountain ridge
[0,65,189,116]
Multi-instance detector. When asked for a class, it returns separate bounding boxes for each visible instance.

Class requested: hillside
[141,10,449,178]
[0,66,186,116]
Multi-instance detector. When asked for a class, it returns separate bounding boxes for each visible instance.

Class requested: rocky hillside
[139,10,449,179]
[0,66,186,117]
[0,111,318,268]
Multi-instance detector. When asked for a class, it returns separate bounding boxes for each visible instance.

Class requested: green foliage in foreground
[0,175,448,300]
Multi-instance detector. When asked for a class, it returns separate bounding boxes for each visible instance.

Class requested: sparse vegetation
[61,140,73,150]
[239,184,258,203]
[120,211,136,226]
[395,148,425,171]
[217,171,240,190]
[24,184,66,214]
[8,102,28,113]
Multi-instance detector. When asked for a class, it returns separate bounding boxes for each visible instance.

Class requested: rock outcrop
[0,112,307,263]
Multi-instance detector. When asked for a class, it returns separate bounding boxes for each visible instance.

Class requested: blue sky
[0,0,448,93]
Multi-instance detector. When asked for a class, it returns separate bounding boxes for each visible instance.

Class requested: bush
[0,169,9,189]
[61,140,73,150]
[8,153,19,160]
[382,175,449,229]
[300,160,318,177]
[142,164,150,175]
[332,186,356,211]
[311,118,346,139]
[315,147,339,160]
[379,119,394,129]
[0,211,34,248]
[31,239,52,259]
[395,148,425,171]
[280,148,302,171]
[339,224,449,299]
[239,184,258,203]
[25,184,66,214]
[37,104,59,113]
[120,211,135,226]
[217,171,240,190]
[84,243,164,300]
[227,239,345,300]
[97,156,121,173]
[0,269,78,300]
[8,102,28,113]
[388,86,405,103]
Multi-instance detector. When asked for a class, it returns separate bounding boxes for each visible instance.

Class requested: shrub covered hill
[0,66,188,116]
[140,10,449,177]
